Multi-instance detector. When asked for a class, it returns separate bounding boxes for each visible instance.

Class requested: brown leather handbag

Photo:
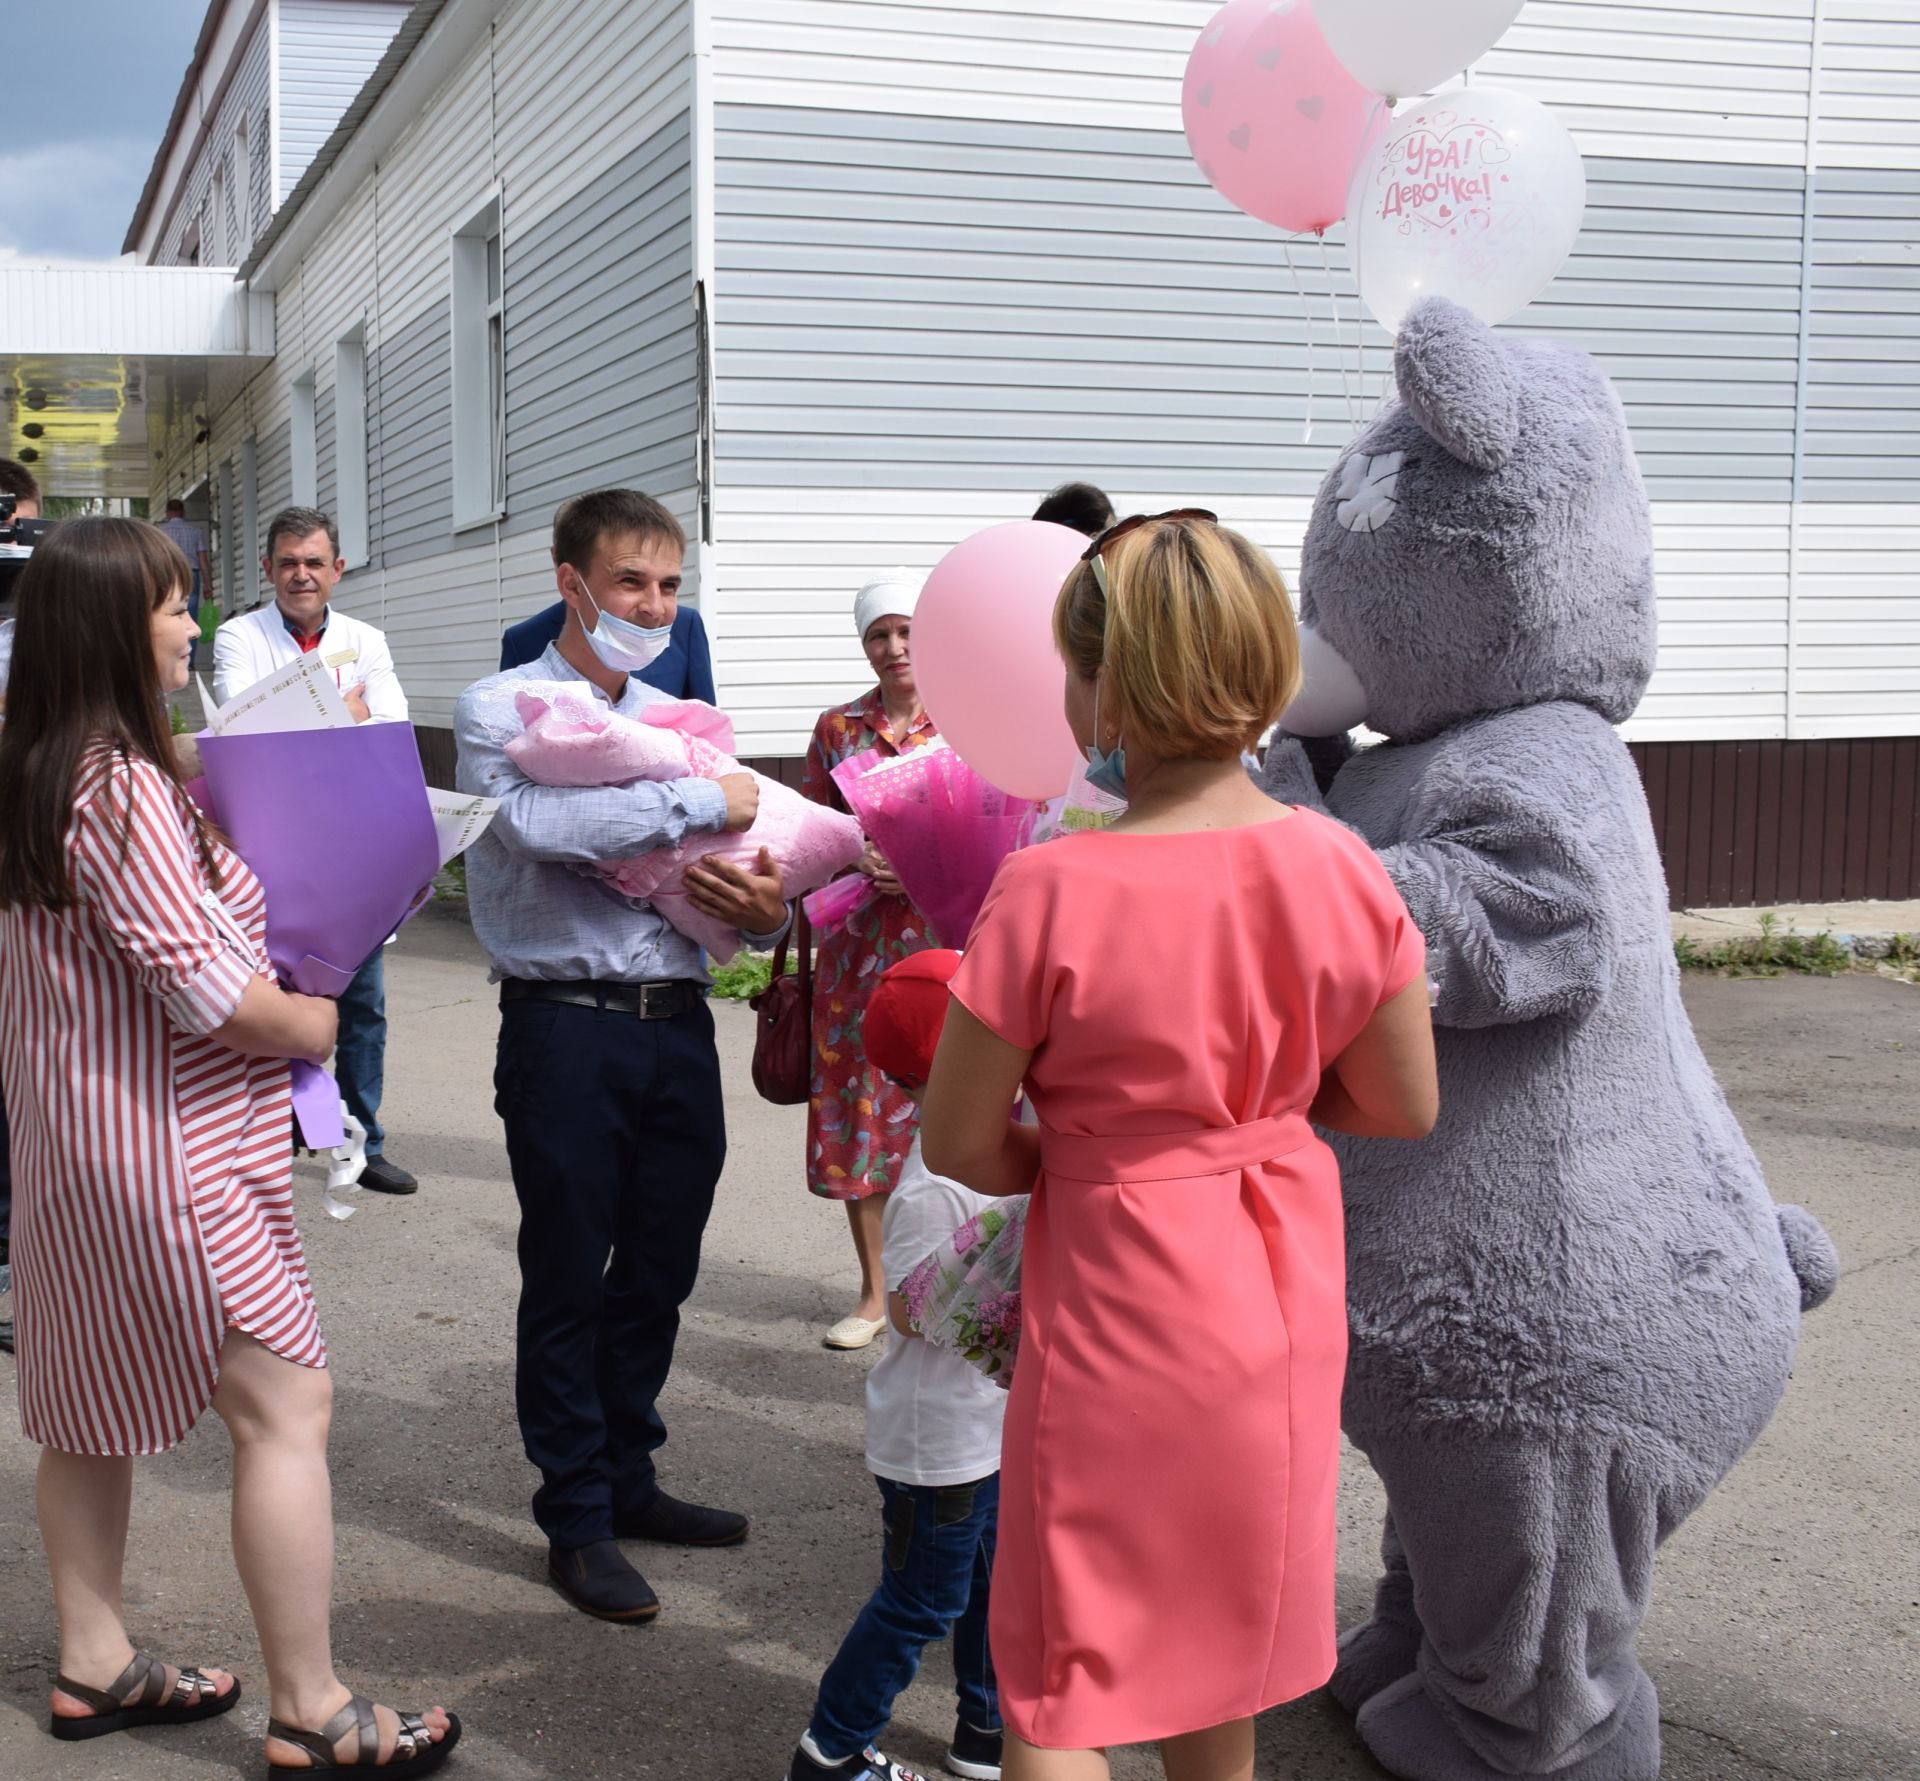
[749,906,813,1105]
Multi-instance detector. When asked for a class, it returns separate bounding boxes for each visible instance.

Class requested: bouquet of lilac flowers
[900,1196,1028,1386]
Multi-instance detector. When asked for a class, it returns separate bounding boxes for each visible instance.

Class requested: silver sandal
[266,1691,461,1776]
[49,1650,238,1742]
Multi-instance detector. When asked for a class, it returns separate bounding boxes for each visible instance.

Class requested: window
[240,433,259,604]
[334,327,369,568]
[487,230,505,511]
[451,194,505,530]
[181,213,201,268]
[233,116,251,252]
[217,459,237,607]
[290,372,317,507]
[210,161,227,264]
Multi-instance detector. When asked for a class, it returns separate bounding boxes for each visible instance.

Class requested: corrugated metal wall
[1634,737,1920,907]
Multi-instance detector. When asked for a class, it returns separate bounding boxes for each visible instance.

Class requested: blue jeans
[809,1473,1000,1763]
[336,949,388,1157]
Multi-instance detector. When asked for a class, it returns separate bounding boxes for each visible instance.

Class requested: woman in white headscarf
[799,573,940,1349]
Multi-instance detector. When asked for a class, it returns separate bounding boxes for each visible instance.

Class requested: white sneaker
[823,1314,887,1350]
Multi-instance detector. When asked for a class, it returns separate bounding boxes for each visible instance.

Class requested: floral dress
[801,688,939,1200]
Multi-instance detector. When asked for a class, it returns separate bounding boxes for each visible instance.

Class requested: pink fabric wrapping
[506,685,865,962]
[831,744,1047,949]
[801,871,877,936]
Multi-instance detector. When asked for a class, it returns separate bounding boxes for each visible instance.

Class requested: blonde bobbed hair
[1052,516,1302,762]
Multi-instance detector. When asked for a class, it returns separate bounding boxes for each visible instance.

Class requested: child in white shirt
[786,951,1005,1781]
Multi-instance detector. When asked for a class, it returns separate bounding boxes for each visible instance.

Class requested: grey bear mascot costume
[1258,297,1840,1781]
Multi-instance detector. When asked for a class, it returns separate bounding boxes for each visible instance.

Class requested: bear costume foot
[1356,1669,1661,1781]
[1330,1510,1423,1714]
[1331,1612,1423,1716]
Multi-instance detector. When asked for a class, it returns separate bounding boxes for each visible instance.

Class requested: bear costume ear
[1394,296,1522,471]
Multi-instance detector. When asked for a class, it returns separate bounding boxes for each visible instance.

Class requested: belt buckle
[636,982,674,1019]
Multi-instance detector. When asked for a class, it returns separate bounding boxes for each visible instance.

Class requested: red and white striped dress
[0,742,325,1456]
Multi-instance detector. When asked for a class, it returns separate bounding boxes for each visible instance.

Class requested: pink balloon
[915,521,1089,802]
[1183,0,1386,235]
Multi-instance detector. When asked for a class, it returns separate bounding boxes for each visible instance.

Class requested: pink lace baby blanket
[505,683,864,961]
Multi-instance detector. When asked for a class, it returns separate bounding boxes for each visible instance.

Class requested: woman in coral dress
[801,572,940,1349]
[922,514,1437,1780]
[0,520,456,1775]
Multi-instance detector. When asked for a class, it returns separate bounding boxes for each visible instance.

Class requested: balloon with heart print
[1346,86,1586,334]
[1317,0,1526,101]
[1182,0,1387,235]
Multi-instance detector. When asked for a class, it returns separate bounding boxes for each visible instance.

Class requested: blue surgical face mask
[1084,674,1128,801]
[574,571,673,673]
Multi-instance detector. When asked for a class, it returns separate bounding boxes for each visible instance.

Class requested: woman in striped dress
[0,520,457,1775]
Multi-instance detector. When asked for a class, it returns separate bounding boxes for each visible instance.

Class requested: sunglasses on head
[1081,509,1220,592]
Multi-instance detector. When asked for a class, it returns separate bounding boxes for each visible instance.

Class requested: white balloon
[1281,627,1371,737]
[1318,0,1525,100]
[1346,87,1586,336]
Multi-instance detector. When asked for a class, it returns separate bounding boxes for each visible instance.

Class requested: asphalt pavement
[0,911,1913,1780]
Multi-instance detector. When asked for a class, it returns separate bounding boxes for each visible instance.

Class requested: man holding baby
[454,489,788,1622]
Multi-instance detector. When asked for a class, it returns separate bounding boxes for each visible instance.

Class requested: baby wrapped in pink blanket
[505,684,865,961]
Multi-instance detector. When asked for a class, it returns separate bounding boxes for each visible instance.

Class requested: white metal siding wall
[180,0,701,727]
[708,0,1840,167]
[157,13,274,267]
[709,0,1920,755]
[277,0,413,201]
[502,113,699,534]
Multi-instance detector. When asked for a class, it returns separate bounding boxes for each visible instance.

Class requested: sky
[1,0,215,263]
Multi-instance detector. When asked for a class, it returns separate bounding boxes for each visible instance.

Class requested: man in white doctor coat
[213,505,419,1194]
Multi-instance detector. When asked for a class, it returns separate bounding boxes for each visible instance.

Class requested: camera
[0,494,53,603]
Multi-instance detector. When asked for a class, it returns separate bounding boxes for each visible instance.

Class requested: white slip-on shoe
[822,1314,888,1350]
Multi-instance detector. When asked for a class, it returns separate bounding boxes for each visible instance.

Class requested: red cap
[864,949,964,1089]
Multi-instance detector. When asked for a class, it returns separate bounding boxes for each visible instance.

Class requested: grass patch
[1674,912,1852,978]
[708,949,798,1001]
[431,856,467,913]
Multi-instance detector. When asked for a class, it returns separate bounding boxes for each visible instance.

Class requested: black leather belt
[499,978,702,1019]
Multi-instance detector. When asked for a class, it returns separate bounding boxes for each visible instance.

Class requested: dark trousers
[336,948,387,1156]
[494,995,726,1548]
[808,1474,1001,1762]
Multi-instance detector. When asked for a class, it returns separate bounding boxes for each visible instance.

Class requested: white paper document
[202,653,354,736]
[426,789,500,868]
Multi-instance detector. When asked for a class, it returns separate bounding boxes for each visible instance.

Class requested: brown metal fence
[1630,737,1920,910]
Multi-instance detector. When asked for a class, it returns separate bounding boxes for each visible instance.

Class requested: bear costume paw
[1776,1204,1840,1310]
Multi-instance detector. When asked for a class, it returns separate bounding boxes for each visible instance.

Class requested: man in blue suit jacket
[500,600,717,703]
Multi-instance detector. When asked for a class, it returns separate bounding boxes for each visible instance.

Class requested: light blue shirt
[454,645,782,983]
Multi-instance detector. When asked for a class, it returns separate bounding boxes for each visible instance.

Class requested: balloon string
[1284,237,1313,445]
[1325,233,1360,436]
[1341,95,1394,435]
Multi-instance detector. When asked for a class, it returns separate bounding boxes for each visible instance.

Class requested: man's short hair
[264,505,340,561]
[0,458,41,505]
[1032,481,1116,539]
[164,497,186,516]
[552,489,686,576]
